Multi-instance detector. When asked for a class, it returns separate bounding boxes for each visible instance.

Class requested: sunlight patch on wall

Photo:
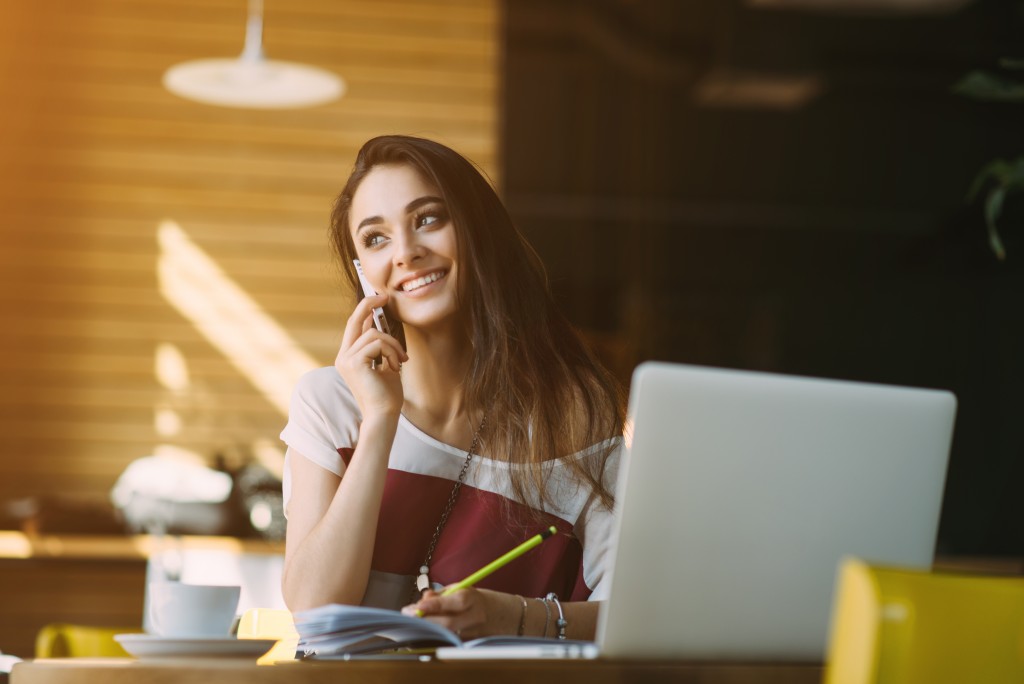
[155,343,191,393]
[157,219,318,416]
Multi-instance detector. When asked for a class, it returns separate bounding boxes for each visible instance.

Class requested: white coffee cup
[147,582,241,638]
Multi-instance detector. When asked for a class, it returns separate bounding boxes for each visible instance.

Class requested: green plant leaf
[953,70,1024,101]
[999,57,1024,70]
[967,159,1014,201]
[985,187,1008,261]
[1008,158,1024,189]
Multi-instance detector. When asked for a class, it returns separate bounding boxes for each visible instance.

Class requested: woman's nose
[392,234,427,266]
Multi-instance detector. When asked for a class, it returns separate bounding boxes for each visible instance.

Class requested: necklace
[415,414,487,596]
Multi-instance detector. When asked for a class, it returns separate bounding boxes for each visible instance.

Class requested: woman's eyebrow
[405,195,444,213]
[356,215,383,232]
[355,195,445,233]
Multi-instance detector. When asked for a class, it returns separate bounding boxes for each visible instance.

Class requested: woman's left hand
[401,588,521,640]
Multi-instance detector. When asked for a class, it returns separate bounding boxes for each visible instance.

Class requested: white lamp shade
[163,57,345,109]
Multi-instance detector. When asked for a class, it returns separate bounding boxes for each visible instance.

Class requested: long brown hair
[330,135,624,512]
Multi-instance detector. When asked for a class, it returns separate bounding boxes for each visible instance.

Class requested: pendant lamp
[163,0,345,109]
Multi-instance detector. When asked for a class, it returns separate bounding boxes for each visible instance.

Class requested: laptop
[594,361,956,660]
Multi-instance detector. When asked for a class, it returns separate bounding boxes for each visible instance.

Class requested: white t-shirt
[280,366,621,610]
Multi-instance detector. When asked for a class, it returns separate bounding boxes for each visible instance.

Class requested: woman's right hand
[335,294,408,419]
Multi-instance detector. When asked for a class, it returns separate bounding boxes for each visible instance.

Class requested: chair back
[825,557,1024,684]
[35,624,141,658]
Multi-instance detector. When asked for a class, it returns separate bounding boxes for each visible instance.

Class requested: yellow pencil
[415,526,558,615]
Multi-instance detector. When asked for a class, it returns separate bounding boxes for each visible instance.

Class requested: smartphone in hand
[353,259,391,336]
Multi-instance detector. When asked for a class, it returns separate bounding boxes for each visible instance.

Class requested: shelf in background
[0,532,283,561]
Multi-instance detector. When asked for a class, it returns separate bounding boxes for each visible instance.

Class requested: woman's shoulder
[290,366,360,418]
[293,365,351,393]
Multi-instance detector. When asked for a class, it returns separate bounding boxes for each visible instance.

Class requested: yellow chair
[236,608,297,665]
[35,624,142,658]
[825,557,1024,684]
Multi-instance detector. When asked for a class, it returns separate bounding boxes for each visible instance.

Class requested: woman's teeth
[401,271,445,292]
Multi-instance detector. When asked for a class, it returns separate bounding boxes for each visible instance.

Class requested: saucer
[114,634,277,659]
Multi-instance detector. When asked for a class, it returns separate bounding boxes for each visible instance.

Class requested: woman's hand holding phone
[335,293,408,420]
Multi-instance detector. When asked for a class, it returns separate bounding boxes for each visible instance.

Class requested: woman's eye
[363,233,387,248]
[416,209,448,229]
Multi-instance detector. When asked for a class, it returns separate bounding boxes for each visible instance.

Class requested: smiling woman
[279,135,626,642]
[348,164,461,333]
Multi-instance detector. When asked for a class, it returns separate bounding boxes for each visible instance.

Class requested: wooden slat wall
[0,533,285,656]
[0,558,147,656]
[0,0,499,505]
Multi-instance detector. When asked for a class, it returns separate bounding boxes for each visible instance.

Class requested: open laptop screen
[596,362,956,660]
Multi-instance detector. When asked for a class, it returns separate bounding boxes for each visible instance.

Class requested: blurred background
[0,0,499,654]
[0,0,1021,655]
[502,0,1024,561]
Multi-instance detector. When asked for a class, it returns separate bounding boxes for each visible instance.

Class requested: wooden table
[11,657,822,684]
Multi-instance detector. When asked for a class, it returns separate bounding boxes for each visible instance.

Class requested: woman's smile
[397,269,449,295]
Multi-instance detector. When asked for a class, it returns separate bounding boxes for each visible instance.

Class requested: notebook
[594,361,957,660]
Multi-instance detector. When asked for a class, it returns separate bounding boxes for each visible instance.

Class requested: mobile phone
[353,259,391,336]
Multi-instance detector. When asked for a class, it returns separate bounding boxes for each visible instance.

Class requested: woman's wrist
[545,593,567,639]
[359,411,400,434]
[353,413,399,465]
[515,595,528,636]
[521,599,600,640]
[525,596,549,637]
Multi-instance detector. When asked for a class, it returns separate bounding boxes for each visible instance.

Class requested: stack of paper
[293,604,463,657]
[293,604,593,659]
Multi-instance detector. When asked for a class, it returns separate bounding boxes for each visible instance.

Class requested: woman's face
[349,163,460,331]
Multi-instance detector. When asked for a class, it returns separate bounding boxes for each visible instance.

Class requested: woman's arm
[281,413,398,611]
[404,588,601,641]
[281,294,407,612]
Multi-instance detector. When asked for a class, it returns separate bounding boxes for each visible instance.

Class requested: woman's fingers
[338,295,408,370]
[337,335,405,376]
[403,598,467,634]
[347,333,407,372]
[332,295,407,417]
[341,294,388,350]
[401,589,488,639]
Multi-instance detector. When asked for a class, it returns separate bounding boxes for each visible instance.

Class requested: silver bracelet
[545,592,567,640]
[536,597,550,637]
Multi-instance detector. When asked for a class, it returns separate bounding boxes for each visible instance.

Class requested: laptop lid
[596,362,956,660]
